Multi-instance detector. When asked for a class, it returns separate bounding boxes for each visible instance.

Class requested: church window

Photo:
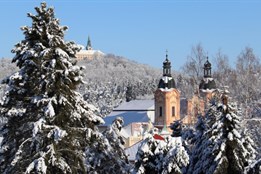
[172,106,175,117]
[159,107,162,117]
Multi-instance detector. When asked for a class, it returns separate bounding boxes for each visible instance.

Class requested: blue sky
[0,0,260,70]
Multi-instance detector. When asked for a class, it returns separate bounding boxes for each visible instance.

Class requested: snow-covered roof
[113,100,154,111]
[162,76,173,84]
[158,76,176,89]
[200,89,215,93]
[76,49,105,55]
[125,140,142,162]
[103,111,151,126]
[199,77,216,90]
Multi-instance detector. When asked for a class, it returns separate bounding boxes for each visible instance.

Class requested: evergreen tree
[186,115,208,174]
[98,117,130,173]
[134,133,161,174]
[170,120,183,137]
[162,136,189,174]
[0,3,129,173]
[134,132,189,174]
[187,92,256,174]
[170,120,195,155]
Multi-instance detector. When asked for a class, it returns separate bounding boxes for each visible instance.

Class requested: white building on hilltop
[76,36,105,60]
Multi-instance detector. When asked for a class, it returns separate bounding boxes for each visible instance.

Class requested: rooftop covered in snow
[113,100,154,111]
[103,111,152,126]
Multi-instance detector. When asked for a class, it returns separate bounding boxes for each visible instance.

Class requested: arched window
[160,107,163,117]
[172,106,175,117]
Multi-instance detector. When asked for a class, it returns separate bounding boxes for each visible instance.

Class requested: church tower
[199,57,216,101]
[86,36,92,50]
[154,52,180,129]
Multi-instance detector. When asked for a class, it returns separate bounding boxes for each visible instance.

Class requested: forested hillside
[0,55,161,116]
[1,47,260,119]
[77,54,162,115]
[1,47,260,157]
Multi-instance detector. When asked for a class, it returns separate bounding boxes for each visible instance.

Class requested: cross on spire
[166,49,169,61]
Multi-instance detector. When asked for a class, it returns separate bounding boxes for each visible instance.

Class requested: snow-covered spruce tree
[0,3,130,173]
[134,133,161,174]
[186,115,208,174]
[170,120,195,154]
[170,120,183,137]
[134,131,189,174]
[161,136,189,174]
[96,117,130,173]
[187,92,256,174]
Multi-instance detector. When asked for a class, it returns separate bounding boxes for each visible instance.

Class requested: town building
[76,36,105,60]
[102,100,154,147]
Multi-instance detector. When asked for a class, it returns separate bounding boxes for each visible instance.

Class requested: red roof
[153,134,165,141]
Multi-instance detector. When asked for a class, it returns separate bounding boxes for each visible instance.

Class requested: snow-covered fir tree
[186,115,208,174]
[161,136,189,174]
[0,3,129,173]
[134,130,189,174]
[103,117,127,161]
[170,120,183,137]
[187,91,256,174]
[134,133,161,174]
[170,120,195,155]
[92,117,131,173]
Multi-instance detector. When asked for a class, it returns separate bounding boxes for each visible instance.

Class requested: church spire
[86,36,92,50]
[158,51,176,89]
[163,50,171,77]
[199,57,216,91]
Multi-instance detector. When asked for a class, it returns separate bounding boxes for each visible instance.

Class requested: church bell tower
[199,57,216,102]
[154,52,180,129]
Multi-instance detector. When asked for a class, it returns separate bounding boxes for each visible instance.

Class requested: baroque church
[101,52,216,149]
[154,53,216,128]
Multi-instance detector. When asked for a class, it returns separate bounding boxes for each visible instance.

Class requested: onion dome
[203,57,212,78]
[158,52,176,89]
[199,57,216,91]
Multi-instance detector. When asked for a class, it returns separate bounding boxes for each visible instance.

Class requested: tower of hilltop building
[154,53,180,128]
[86,36,92,50]
[76,36,104,60]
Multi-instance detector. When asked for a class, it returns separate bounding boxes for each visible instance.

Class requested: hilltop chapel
[101,52,216,149]
[76,36,105,60]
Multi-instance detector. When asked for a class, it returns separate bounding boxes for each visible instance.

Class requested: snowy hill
[0,55,163,115]
[76,54,162,115]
